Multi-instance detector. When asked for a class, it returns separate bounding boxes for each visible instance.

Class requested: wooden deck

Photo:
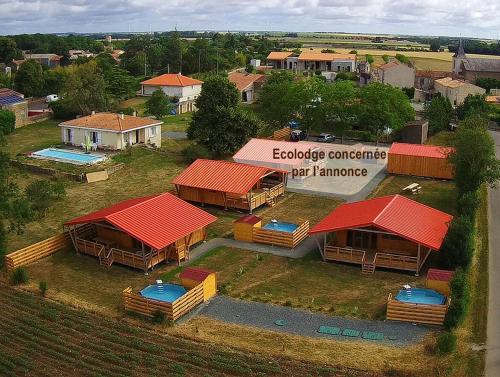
[386,293,450,325]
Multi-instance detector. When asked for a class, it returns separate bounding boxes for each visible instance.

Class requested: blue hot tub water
[263,222,299,233]
[31,148,105,165]
[395,288,446,305]
[140,284,187,303]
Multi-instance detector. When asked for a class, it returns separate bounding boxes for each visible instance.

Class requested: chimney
[91,110,95,116]
[120,113,124,120]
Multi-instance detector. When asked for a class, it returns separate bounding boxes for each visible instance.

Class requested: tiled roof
[309,195,453,251]
[434,77,468,88]
[267,51,293,60]
[415,70,457,79]
[462,58,500,73]
[298,52,356,61]
[60,112,162,132]
[228,72,266,91]
[388,143,454,159]
[65,193,217,250]
[141,73,203,87]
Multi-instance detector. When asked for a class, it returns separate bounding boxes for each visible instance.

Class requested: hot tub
[395,288,446,305]
[140,283,187,303]
[262,221,298,233]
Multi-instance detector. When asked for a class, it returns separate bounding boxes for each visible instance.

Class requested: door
[65,128,73,143]
[347,230,377,250]
[136,129,140,144]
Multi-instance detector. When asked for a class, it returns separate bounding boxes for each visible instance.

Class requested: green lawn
[427,131,455,147]
[161,113,192,133]
[5,119,61,157]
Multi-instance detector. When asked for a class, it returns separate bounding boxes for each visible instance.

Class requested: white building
[266,51,356,73]
[140,73,203,114]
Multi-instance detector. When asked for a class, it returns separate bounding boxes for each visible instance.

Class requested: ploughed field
[0,285,371,377]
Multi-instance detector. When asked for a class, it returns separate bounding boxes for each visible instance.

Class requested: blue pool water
[140,284,187,303]
[263,222,298,233]
[31,148,106,165]
[395,288,446,305]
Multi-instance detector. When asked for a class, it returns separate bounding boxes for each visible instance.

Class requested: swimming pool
[263,221,298,233]
[140,284,187,303]
[31,148,106,165]
[395,288,446,305]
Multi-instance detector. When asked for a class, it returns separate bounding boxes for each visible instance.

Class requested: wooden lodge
[172,159,286,212]
[309,195,453,275]
[64,193,217,272]
[387,142,454,180]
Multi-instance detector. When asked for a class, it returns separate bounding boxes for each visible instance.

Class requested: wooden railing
[386,293,450,326]
[253,220,309,248]
[251,183,285,209]
[76,238,104,257]
[374,252,418,272]
[324,246,365,264]
[123,283,205,321]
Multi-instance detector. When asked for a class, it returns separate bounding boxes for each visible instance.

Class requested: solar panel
[0,95,24,106]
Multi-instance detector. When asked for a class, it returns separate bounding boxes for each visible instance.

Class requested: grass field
[161,113,192,133]
[0,285,368,377]
[426,131,456,146]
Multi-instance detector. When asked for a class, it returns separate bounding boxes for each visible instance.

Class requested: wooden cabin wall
[176,186,250,210]
[175,227,207,248]
[387,154,454,179]
[96,226,134,249]
[329,229,417,255]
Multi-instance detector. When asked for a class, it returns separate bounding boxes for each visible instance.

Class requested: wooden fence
[123,283,205,321]
[386,293,450,326]
[252,221,309,248]
[6,233,71,271]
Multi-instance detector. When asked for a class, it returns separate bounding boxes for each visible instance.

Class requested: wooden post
[142,242,148,275]
[249,188,253,214]
[415,244,421,276]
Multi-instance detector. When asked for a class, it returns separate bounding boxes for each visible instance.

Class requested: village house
[0,88,28,128]
[140,73,203,114]
[434,77,485,106]
[266,51,356,72]
[227,72,267,103]
[24,53,62,68]
[413,70,459,101]
[371,60,415,89]
[58,112,163,150]
[453,39,500,82]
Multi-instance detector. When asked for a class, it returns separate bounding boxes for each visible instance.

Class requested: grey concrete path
[182,237,317,266]
[198,296,431,346]
[486,130,500,377]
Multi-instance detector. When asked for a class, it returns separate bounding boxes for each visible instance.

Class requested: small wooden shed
[234,215,262,242]
[426,268,455,295]
[179,267,217,301]
[387,143,454,179]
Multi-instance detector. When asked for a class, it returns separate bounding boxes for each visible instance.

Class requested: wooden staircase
[98,247,114,268]
[265,196,276,207]
[362,262,375,274]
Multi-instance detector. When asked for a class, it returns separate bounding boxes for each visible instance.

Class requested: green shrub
[39,281,48,297]
[120,106,135,115]
[440,216,474,270]
[436,331,457,354]
[151,310,166,324]
[444,268,470,329]
[9,267,29,285]
[182,143,212,163]
[458,190,480,220]
[0,109,16,137]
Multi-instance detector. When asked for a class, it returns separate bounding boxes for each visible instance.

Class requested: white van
[46,94,60,103]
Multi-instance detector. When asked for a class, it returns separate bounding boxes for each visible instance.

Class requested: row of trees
[259,71,415,142]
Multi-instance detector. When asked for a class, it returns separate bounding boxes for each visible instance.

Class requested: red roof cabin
[309,195,453,275]
[387,142,454,179]
[64,192,217,272]
[172,159,287,212]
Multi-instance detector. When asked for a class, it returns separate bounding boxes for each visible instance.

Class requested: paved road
[486,130,500,377]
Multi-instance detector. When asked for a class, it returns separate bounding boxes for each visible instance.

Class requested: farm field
[0,285,367,377]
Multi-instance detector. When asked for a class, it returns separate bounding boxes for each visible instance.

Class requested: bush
[458,190,480,220]
[39,281,48,297]
[402,87,415,99]
[10,267,29,285]
[444,268,470,329]
[440,216,474,270]
[436,331,457,354]
[120,106,135,115]
[0,109,16,137]
[152,310,166,324]
[182,143,212,163]
[49,99,79,120]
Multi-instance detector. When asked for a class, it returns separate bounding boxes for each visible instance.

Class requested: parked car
[46,94,60,103]
[290,129,307,142]
[316,133,335,143]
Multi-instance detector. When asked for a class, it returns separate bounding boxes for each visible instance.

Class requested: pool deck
[30,148,107,165]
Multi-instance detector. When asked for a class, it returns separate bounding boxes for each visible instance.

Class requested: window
[65,128,73,143]
[149,126,157,137]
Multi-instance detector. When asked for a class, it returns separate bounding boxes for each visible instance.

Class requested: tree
[0,109,16,137]
[455,94,489,120]
[395,54,410,64]
[0,37,21,64]
[449,115,500,194]
[382,55,390,63]
[440,216,474,270]
[425,95,453,134]
[14,60,44,97]
[43,67,68,95]
[187,75,260,156]
[365,55,374,64]
[145,90,173,119]
[430,39,441,52]
[475,77,500,93]
[61,61,108,115]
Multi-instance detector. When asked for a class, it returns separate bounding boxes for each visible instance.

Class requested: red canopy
[65,193,217,250]
[309,195,453,251]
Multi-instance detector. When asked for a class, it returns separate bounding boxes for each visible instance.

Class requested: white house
[140,73,203,114]
[59,112,163,150]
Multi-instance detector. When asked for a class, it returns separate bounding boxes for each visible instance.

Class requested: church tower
[453,39,466,74]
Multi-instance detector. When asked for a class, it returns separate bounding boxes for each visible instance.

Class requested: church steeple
[454,39,466,58]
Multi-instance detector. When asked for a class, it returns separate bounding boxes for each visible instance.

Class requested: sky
[0,0,500,39]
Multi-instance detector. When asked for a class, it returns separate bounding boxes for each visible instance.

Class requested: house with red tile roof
[227,72,267,103]
[309,195,453,275]
[371,60,415,89]
[140,73,203,114]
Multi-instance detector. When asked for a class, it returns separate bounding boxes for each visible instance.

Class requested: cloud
[0,0,499,38]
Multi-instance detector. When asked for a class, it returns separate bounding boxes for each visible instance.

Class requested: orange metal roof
[309,195,453,251]
[298,52,356,61]
[427,268,455,282]
[389,143,454,159]
[172,159,283,195]
[267,51,293,60]
[60,112,162,132]
[65,193,217,250]
[228,72,266,91]
[141,73,203,87]
[179,267,214,281]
